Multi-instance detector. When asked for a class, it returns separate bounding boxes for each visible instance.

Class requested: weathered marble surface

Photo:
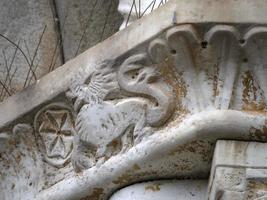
[208,140,267,200]
[110,180,207,200]
[0,0,267,199]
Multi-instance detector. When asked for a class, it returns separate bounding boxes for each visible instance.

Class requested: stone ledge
[37,111,267,200]
[1,0,267,128]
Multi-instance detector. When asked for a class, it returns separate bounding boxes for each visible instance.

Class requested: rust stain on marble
[173,160,193,171]
[157,57,190,124]
[112,167,158,186]
[249,125,267,141]
[81,188,104,200]
[168,140,214,162]
[248,180,267,191]
[212,63,220,98]
[132,164,141,171]
[242,70,266,111]
[112,164,141,185]
[145,183,161,191]
[159,57,187,100]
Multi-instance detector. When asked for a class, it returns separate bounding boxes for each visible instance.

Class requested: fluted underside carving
[152,25,267,113]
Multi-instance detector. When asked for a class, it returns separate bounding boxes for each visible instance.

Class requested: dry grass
[0,0,166,102]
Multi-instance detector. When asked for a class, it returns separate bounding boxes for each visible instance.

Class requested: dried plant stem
[27,60,40,86]
[75,0,98,57]
[141,0,156,17]
[126,1,134,26]
[0,41,19,99]
[49,0,70,72]
[0,33,36,80]
[23,25,47,88]
[2,50,11,84]
[0,80,10,96]
[99,0,113,42]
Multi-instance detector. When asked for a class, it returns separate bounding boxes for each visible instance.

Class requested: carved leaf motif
[154,25,267,112]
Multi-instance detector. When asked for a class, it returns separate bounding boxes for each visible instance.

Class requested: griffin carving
[67,54,175,172]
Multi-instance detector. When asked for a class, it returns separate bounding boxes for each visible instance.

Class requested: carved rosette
[34,103,76,167]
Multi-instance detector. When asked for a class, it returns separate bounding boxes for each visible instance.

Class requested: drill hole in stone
[201,41,208,49]
[239,39,245,44]
[170,49,177,54]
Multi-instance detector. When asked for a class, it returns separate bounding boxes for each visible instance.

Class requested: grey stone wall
[0,0,122,101]
[55,0,123,61]
[0,0,62,101]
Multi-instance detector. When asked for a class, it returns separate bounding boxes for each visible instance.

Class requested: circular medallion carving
[34,103,76,167]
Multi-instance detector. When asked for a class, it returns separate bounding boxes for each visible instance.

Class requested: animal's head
[118,53,176,126]
[118,54,161,89]
[66,60,118,112]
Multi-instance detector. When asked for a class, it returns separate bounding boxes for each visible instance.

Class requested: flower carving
[34,103,75,167]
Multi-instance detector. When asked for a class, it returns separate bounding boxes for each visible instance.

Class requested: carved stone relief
[66,49,176,171]
[0,105,77,200]
[0,124,44,200]
[1,8,267,198]
[146,24,267,113]
[208,140,267,200]
[62,24,267,173]
[34,103,76,168]
[210,167,267,200]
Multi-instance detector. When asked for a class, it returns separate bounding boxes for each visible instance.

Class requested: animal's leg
[96,145,108,158]
[71,135,96,172]
[120,125,135,153]
[133,111,149,144]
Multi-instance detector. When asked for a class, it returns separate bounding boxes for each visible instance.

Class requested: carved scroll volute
[147,39,177,125]
[205,25,241,110]
[243,27,267,105]
[118,52,176,127]
[165,25,207,112]
[34,103,76,168]
[166,25,200,74]
[148,38,170,63]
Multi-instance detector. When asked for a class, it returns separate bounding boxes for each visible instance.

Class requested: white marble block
[110,180,207,200]
[208,140,267,200]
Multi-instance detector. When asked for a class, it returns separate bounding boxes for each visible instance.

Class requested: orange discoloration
[168,140,213,162]
[212,63,220,98]
[242,71,266,111]
[157,57,190,123]
[81,188,104,200]
[112,169,158,186]
[248,180,267,191]
[145,183,161,191]
[173,160,193,171]
[132,164,141,171]
[249,125,267,141]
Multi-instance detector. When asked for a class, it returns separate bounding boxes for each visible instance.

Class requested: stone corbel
[0,0,267,200]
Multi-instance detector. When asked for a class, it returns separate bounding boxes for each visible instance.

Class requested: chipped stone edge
[1,0,267,128]
[37,110,267,200]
